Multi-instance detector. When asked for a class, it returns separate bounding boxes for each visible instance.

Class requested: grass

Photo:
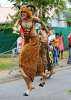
[63,50,68,59]
[68,89,71,94]
[0,50,68,70]
[0,54,18,70]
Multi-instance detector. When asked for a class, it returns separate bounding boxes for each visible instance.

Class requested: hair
[59,32,62,36]
[55,33,59,36]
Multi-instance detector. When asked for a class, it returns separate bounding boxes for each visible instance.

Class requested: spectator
[52,34,59,65]
[48,29,55,45]
[17,36,24,53]
[59,33,64,59]
[67,32,71,64]
[49,42,53,64]
[12,48,17,57]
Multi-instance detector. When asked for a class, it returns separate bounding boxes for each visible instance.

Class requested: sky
[0,0,14,7]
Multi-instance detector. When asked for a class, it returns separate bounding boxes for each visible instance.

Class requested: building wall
[0,7,16,23]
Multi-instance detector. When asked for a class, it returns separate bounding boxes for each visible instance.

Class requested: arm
[33,17,49,34]
[13,20,23,34]
[13,20,20,33]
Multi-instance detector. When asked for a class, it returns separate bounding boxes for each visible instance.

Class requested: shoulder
[32,16,40,23]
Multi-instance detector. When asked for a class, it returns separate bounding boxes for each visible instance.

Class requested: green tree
[8,0,66,23]
[64,8,71,26]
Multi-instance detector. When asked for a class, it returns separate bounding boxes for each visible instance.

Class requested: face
[21,12,28,20]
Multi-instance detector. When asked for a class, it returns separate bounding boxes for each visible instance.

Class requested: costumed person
[59,33,64,59]
[67,32,71,64]
[14,4,48,96]
[39,26,54,78]
[39,26,48,72]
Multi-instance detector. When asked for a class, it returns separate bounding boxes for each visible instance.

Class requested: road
[0,69,71,100]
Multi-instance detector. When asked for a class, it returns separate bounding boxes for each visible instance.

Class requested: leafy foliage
[8,0,66,23]
[0,23,13,31]
[63,8,71,26]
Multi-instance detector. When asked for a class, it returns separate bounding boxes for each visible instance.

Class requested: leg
[54,47,58,65]
[68,47,71,64]
[39,43,48,80]
[39,72,46,87]
[37,57,47,87]
[53,56,56,64]
[23,77,33,96]
[47,63,55,79]
[59,50,60,58]
[40,43,48,70]
[61,50,63,59]
[56,56,58,64]
[20,68,33,96]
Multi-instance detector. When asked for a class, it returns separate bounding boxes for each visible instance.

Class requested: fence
[0,28,18,53]
[53,27,71,49]
[0,27,71,53]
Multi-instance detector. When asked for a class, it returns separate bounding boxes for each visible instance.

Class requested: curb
[55,65,71,72]
[0,66,71,84]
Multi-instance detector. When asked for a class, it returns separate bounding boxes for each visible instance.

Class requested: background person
[53,33,59,65]
[17,36,24,53]
[67,32,71,64]
[59,33,64,59]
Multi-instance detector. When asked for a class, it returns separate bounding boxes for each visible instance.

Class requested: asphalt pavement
[0,68,71,100]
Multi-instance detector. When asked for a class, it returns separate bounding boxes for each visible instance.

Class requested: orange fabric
[19,37,45,81]
[53,37,59,48]
[18,4,45,81]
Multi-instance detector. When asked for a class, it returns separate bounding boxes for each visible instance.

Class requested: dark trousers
[53,47,59,64]
[67,47,71,64]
